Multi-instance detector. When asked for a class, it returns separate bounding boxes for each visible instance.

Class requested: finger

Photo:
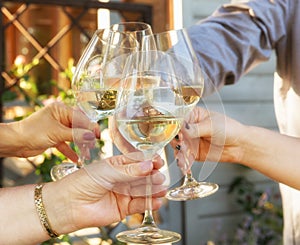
[152,186,168,197]
[176,151,186,170]
[72,107,91,128]
[110,153,164,171]
[73,128,97,145]
[123,151,146,162]
[107,152,145,166]
[56,142,78,162]
[151,170,166,184]
[129,170,166,187]
[117,194,134,220]
[128,184,167,197]
[125,170,167,197]
[113,181,167,198]
[152,155,164,170]
[85,159,154,190]
[128,197,163,215]
[121,160,153,177]
[54,125,73,143]
[185,106,209,123]
[182,120,209,139]
[72,107,100,134]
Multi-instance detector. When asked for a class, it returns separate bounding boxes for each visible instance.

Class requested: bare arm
[172,107,300,190]
[0,153,166,244]
[0,102,100,161]
[239,125,300,190]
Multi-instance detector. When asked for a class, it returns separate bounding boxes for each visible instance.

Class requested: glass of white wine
[73,28,138,122]
[143,28,219,201]
[50,28,138,181]
[114,50,184,244]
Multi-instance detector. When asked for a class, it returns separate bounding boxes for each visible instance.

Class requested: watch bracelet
[34,184,59,238]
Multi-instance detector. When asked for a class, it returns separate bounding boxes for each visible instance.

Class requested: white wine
[181,85,203,115]
[75,76,121,121]
[118,115,182,152]
[116,73,184,153]
[77,89,118,121]
[182,85,203,105]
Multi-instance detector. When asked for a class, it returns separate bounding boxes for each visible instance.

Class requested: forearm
[0,182,71,244]
[240,126,300,189]
[0,185,50,244]
[0,122,25,157]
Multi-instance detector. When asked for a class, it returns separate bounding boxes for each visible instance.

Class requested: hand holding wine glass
[50,28,138,181]
[113,50,184,244]
[143,28,219,201]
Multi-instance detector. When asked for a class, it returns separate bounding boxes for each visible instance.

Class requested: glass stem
[183,170,197,185]
[182,148,196,185]
[141,151,157,228]
[77,144,87,168]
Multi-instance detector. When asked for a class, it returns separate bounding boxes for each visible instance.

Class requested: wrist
[34,184,59,238]
[219,121,249,164]
[42,182,74,235]
[238,125,265,167]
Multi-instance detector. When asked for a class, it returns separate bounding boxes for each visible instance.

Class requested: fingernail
[83,132,95,140]
[185,123,190,129]
[176,145,181,150]
[140,160,152,172]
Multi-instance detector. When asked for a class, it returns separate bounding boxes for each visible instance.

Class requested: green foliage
[35,151,68,183]
[2,90,18,102]
[228,176,283,245]
[2,57,40,105]
[40,234,72,245]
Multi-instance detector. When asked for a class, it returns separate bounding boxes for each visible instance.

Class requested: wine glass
[143,29,219,201]
[114,50,184,244]
[110,21,152,49]
[50,28,138,181]
[73,28,138,122]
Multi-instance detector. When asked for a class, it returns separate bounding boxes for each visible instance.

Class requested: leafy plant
[228,176,283,245]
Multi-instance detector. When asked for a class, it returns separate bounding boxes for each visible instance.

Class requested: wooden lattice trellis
[0,0,152,186]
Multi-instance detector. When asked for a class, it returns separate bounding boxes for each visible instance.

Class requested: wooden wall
[123,0,173,32]
[169,0,281,244]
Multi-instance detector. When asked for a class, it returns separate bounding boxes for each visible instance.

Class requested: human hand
[45,152,166,235]
[170,106,245,165]
[16,101,100,161]
[109,116,136,154]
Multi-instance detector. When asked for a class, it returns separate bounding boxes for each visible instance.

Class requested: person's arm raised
[172,106,300,190]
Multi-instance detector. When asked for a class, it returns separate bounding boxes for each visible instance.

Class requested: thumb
[183,118,212,139]
[84,159,153,190]
[121,160,154,177]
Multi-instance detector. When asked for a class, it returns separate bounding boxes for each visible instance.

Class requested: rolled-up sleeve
[187,0,290,95]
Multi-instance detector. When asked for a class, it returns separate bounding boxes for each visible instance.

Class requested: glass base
[116,226,181,244]
[166,181,219,201]
[50,162,79,181]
